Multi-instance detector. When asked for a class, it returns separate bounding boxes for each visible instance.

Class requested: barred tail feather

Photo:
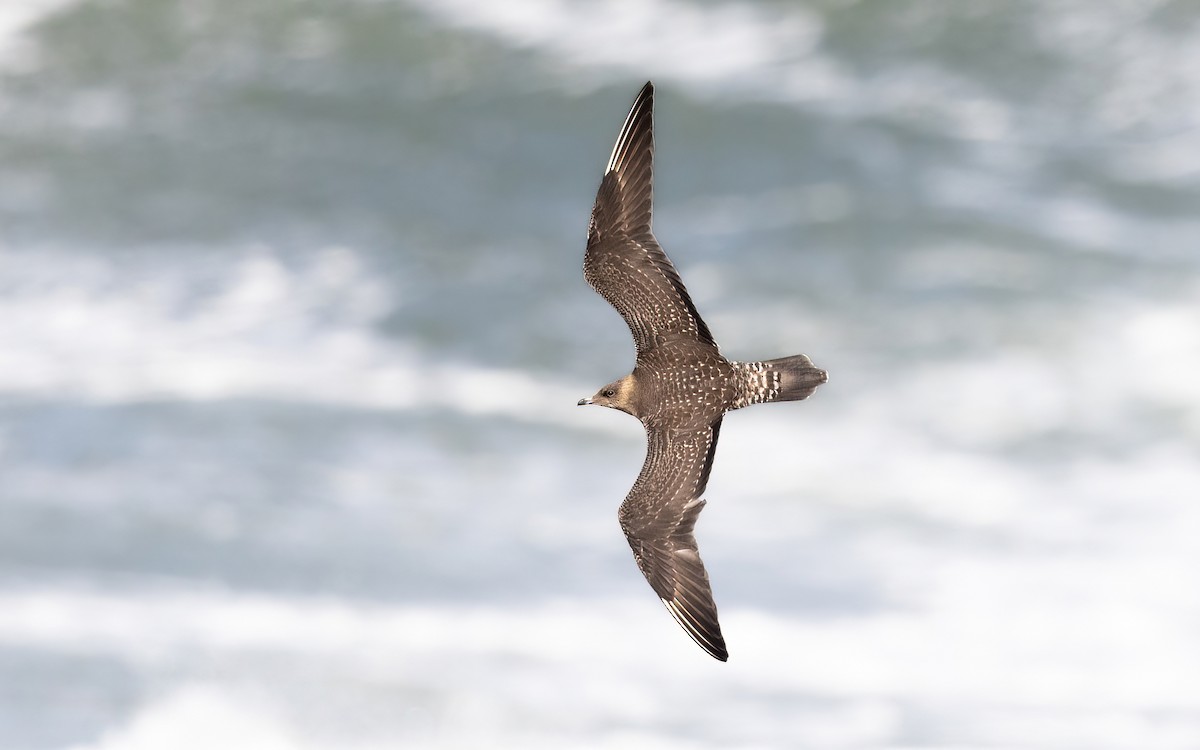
[730,354,827,408]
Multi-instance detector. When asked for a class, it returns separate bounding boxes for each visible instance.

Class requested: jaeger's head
[577,374,637,415]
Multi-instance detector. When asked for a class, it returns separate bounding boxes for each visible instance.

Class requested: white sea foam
[406,0,1200,178]
[3,583,1196,748]
[404,0,842,101]
[4,246,1197,442]
[0,0,78,73]
[0,246,599,431]
[68,685,301,750]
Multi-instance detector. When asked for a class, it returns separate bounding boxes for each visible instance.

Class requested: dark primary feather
[584,82,716,356]
[618,421,728,661]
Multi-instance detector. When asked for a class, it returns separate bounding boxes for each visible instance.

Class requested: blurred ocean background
[2,1,1199,748]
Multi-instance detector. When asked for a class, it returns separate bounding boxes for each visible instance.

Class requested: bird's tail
[763,354,828,402]
[733,354,828,407]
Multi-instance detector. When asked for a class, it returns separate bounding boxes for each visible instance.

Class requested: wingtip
[662,597,729,662]
[605,81,655,176]
[705,636,729,662]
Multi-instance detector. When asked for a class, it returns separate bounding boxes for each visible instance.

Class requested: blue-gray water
[2,1,1199,748]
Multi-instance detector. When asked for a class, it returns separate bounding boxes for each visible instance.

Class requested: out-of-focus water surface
[2,1,1199,747]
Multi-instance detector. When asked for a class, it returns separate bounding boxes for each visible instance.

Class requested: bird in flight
[578,81,828,661]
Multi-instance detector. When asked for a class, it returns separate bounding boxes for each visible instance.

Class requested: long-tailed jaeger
[577,81,828,661]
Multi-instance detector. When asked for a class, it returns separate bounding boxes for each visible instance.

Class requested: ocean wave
[0,246,604,431]
[4,246,1197,442]
[404,0,841,101]
[0,0,77,68]
[1,583,1192,748]
[404,0,1200,147]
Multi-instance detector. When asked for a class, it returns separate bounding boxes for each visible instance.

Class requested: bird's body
[578,82,827,661]
[626,340,735,425]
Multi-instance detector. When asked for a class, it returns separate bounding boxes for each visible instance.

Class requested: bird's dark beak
[577,397,592,406]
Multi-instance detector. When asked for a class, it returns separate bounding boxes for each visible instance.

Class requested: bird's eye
[603,389,616,398]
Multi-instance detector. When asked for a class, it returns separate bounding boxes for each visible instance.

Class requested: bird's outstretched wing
[584,81,717,356]
[618,419,727,661]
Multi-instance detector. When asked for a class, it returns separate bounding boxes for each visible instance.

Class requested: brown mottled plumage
[577,82,828,662]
